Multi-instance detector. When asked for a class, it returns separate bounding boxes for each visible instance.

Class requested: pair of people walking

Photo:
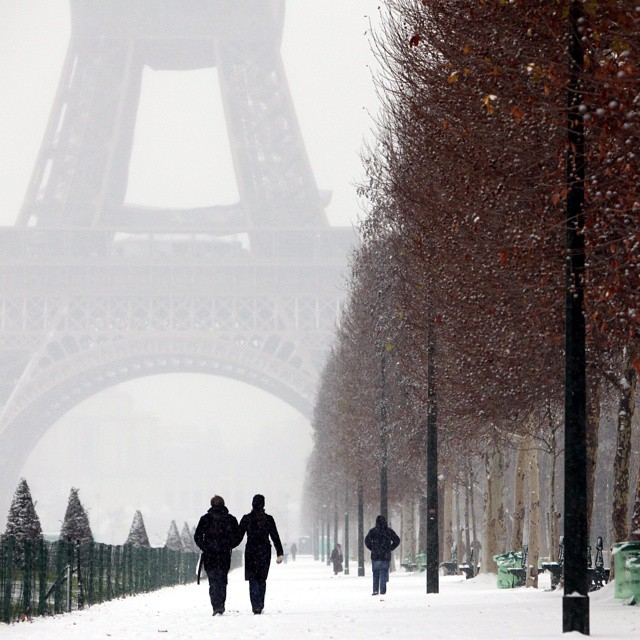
[194,494,283,616]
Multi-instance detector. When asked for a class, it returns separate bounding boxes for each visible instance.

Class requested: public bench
[541,537,563,589]
[459,547,479,579]
[459,564,477,579]
[402,552,427,572]
[440,548,459,576]
[587,536,610,591]
[540,536,609,591]
[505,545,528,587]
[402,549,482,578]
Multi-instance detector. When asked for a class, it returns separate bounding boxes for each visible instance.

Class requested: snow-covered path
[3,557,638,639]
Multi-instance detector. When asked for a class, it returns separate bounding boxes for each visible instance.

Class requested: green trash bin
[416,553,427,572]
[612,541,640,599]
[494,552,523,589]
[625,552,640,601]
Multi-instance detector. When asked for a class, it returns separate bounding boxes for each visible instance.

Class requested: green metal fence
[0,535,199,623]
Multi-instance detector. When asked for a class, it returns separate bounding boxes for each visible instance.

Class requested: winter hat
[252,494,265,510]
[376,515,387,526]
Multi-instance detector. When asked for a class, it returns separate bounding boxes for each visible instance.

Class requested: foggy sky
[22,376,311,546]
[0,1,382,545]
[0,0,382,227]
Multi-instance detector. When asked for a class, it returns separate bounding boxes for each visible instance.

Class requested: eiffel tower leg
[20,38,143,228]
[0,436,31,518]
[214,5,326,229]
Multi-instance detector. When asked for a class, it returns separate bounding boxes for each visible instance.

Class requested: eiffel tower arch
[0,0,352,514]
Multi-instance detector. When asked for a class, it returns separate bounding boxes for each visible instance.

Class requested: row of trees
[305,0,640,583]
[5,480,93,549]
[164,519,198,553]
[4,478,197,552]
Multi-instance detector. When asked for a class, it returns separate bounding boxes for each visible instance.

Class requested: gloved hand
[276,555,284,564]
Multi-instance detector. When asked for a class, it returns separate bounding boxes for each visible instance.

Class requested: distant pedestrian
[236,494,284,614]
[330,543,344,575]
[290,542,297,561]
[194,495,239,616]
[364,515,400,596]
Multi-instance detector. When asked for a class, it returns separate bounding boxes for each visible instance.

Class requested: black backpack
[203,513,229,553]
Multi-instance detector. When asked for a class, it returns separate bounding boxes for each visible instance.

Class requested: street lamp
[344,479,350,575]
[358,472,365,576]
[378,339,390,521]
[313,518,319,561]
[333,489,339,558]
[563,1,589,634]
[374,286,392,523]
[426,309,439,594]
[321,505,326,563]
[326,504,331,566]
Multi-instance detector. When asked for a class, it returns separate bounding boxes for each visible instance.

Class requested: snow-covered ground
[3,557,638,639]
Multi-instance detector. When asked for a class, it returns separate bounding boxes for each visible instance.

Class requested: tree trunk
[526,440,541,588]
[469,458,479,575]
[438,480,445,564]
[586,378,601,538]
[511,445,527,551]
[630,459,640,541]
[481,446,507,574]
[400,503,405,561]
[418,493,427,554]
[455,485,464,564]
[357,473,364,576]
[611,364,637,547]
[548,433,560,562]
[444,480,453,561]
[400,498,416,562]
[409,497,416,560]
[464,473,472,565]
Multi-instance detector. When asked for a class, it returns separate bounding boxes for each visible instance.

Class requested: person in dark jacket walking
[194,495,240,615]
[330,543,344,575]
[364,515,400,596]
[236,494,284,614]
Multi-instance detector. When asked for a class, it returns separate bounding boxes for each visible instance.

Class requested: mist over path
[3,557,637,639]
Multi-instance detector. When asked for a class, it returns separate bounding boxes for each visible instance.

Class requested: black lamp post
[313,518,319,561]
[358,473,365,576]
[563,0,589,634]
[321,512,325,563]
[374,286,391,523]
[326,508,331,566]
[344,479,350,575]
[334,490,339,556]
[379,342,389,521]
[426,309,439,594]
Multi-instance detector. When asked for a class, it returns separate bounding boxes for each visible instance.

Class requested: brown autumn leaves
[305,1,640,544]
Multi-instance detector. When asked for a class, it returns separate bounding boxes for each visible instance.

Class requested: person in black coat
[236,494,284,614]
[194,495,239,615]
[364,515,400,596]
[330,543,344,575]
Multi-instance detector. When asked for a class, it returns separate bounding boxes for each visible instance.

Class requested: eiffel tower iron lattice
[0,0,352,514]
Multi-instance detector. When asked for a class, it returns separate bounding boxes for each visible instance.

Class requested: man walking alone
[194,495,239,615]
[365,515,400,596]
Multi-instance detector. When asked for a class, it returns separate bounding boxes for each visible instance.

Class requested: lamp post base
[562,595,589,635]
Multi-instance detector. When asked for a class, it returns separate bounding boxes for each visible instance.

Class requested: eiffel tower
[0,0,352,514]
